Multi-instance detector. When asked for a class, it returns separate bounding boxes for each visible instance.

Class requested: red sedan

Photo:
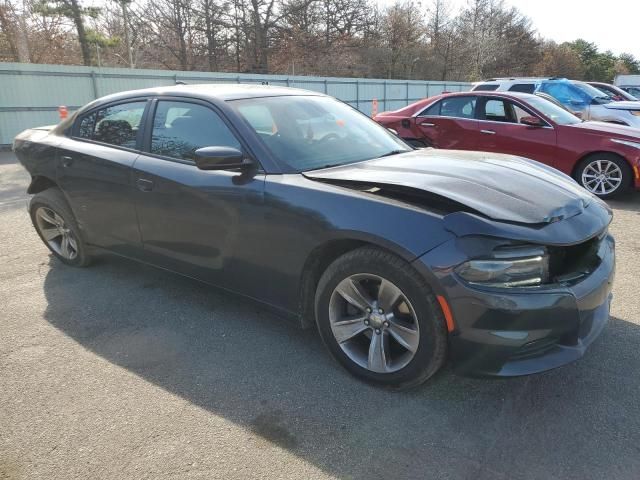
[374,91,640,198]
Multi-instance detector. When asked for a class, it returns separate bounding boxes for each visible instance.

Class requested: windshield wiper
[377,149,409,158]
[305,163,349,171]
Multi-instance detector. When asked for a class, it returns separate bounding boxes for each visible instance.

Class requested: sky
[377,0,640,59]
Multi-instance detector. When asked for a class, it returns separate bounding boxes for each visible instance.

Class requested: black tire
[29,188,92,267]
[575,153,632,199]
[314,246,447,389]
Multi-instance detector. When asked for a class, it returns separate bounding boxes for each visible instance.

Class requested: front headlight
[629,110,640,117]
[455,245,549,288]
[611,138,640,149]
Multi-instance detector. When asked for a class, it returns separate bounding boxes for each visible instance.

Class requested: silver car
[473,78,640,127]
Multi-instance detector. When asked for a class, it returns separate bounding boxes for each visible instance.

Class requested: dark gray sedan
[13,85,615,388]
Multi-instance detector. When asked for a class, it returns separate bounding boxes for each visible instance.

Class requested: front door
[476,97,558,167]
[132,98,266,292]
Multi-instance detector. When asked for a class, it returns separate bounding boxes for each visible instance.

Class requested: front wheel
[576,154,632,199]
[314,247,447,389]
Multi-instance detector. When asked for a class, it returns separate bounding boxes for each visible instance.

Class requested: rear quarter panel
[13,129,62,187]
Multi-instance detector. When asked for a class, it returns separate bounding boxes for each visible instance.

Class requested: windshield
[230,96,410,172]
[627,87,640,99]
[526,95,582,125]
[572,81,612,104]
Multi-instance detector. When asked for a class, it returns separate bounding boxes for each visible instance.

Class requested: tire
[314,246,447,389]
[29,188,92,267]
[575,153,632,199]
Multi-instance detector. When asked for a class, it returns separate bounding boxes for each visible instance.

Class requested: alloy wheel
[328,273,420,373]
[581,159,623,196]
[34,207,79,260]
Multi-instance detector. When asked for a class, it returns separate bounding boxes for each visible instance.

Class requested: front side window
[77,101,146,148]
[538,82,587,107]
[480,99,535,124]
[483,99,508,122]
[150,101,241,161]
[231,95,410,172]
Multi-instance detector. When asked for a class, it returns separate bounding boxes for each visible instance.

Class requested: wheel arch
[571,151,633,182]
[27,175,59,194]
[297,237,419,329]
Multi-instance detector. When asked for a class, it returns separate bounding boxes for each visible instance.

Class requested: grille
[548,232,605,284]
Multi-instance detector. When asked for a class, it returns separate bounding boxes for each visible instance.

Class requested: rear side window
[77,101,146,148]
[426,96,476,119]
[473,83,499,91]
[150,101,241,161]
[508,84,535,94]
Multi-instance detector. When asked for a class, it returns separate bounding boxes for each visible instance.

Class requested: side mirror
[194,146,253,171]
[520,116,544,127]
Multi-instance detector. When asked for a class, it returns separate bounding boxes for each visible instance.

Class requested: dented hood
[304,149,595,225]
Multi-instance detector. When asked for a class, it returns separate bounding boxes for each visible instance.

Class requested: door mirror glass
[194,147,252,170]
[520,115,544,127]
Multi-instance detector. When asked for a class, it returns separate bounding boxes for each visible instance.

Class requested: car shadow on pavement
[607,194,640,213]
[41,254,640,480]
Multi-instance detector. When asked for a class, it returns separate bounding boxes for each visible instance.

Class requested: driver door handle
[420,122,436,127]
[481,129,496,135]
[136,178,154,192]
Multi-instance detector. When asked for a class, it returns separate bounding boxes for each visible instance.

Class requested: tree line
[1,0,639,82]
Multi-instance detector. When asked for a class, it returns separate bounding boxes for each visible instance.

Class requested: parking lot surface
[1,150,639,480]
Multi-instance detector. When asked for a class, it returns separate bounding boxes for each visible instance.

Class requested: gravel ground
[1,150,639,480]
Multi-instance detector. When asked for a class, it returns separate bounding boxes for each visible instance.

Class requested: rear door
[57,99,149,255]
[475,96,558,166]
[413,95,481,149]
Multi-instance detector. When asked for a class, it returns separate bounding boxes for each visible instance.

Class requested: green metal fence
[0,62,471,145]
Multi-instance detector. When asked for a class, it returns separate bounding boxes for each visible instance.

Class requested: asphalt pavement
[1,150,639,479]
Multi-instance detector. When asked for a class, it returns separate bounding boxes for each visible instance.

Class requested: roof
[481,77,564,82]
[436,90,543,101]
[80,83,325,111]
[376,90,546,118]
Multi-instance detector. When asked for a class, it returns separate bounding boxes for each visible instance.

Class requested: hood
[603,100,640,110]
[304,149,594,225]
[570,121,640,139]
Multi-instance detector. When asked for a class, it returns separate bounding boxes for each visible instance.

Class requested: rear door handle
[481,129,496,135]
[136,178,154,192]
[61,155,74,167]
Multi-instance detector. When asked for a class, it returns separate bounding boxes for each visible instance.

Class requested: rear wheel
[576,153,632,199]
[315,247,447,389]
[29,188,91,267]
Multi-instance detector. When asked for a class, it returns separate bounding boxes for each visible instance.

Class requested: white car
[473,78,640,128]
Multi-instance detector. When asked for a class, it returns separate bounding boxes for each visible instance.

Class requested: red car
[374,91,640,198]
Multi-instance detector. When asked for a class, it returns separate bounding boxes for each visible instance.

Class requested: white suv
[472,77,640,127]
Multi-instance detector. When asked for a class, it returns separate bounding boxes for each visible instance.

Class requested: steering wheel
[316,133,341,144]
